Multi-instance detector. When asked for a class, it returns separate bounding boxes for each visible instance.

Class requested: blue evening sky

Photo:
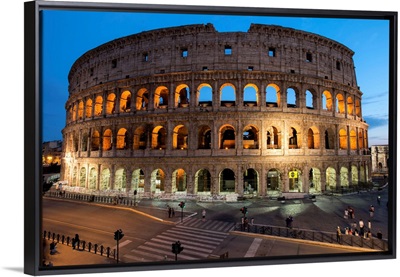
[41,9,390,146]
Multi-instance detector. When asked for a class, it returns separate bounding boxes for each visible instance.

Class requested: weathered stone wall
[61,23,370,199]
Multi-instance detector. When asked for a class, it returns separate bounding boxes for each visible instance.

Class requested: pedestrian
[344,208,348,219]
[336,226,342,243]
[73,234,80,250]
[244,217,249,231]
[359,219,365,237]
[172,208,175,217]
[202,209,206,221]
[369,205,375,217]
[168,206,172,218]
[49,241,57,255]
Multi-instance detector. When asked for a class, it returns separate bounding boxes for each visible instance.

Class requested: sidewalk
[42,239,117,267]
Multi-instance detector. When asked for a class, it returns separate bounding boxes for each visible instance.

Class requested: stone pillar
[126,169,132,192]
[237,165,243,196]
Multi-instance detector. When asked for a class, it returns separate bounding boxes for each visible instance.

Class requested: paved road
[42,186,389,267]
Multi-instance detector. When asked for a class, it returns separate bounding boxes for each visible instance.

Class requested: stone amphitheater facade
[61,23,371,200]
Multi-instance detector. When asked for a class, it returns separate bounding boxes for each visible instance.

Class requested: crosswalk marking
[122,222,232,263]
[111,239,132,250]
[178,218,235,233]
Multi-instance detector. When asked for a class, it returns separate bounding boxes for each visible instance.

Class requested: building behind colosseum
[61,23,371,200]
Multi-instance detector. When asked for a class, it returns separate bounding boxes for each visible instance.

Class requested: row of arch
[66,164,369,196]
[66,123,368,153]
[67,82,362,122]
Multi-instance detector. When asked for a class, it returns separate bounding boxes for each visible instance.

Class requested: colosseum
[61,23,371,201]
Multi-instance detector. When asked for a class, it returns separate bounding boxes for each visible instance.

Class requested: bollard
[94,244,98,254]
[66,237,70,246]
[106,247,110,258]
[100,245,104,256]
[61,235,65,244]
[43,231,47,239]
[56,234,60,242]
[52,233,55,241]
[88,242,92,253]
[82,241,86,251]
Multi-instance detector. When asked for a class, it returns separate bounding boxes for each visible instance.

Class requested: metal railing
[234,223,388,251]
[43,230,116,260]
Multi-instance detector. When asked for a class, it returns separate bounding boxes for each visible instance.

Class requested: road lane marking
[244,238,262,257]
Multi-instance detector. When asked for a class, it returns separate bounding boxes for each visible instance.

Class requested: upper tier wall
[68,23,357,96]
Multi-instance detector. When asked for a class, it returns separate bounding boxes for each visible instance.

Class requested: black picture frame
[24,0,397,276]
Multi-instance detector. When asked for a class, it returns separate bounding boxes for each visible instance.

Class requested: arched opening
[266,126,281,149]
[350,129,357,150]
[220,83,236,107]
[91,130,100,151]
[175,84,190,107]
[243,84,258,106]
[81,133,88,151]
[220,125,235,149]
[197,125,211,149]
[100,168,111,190]
[116,128,128,150]
[131,169,145,192]
[347,96,354,115]
[133,126,147,150]
[309,168,321,193]
[106,93,116,114]
[94,96,103,116]
[85,99,93,118]
[358,130,364,149]
[286,87,297,108]
[72,166,78,187]
[288,169,302,192]
[243,125,259,149]
[305,89,315,109]
[120,90,132,112]
[243,168,258,195]
[339,128,348,150]
[325,128,335,150]
[88,167,97,190]
[322,90,333,111]
[136,88,149,110]
[267,169,281,195]
[151,169,165,193]
[79,167,86,188]
[220,168,235,193]
[198,83,212,107]
[103,129,112,151]
[355,99,361,117]
[336,93,345,113]
[78,101,84,120]
[288,127,299,149]
[266,83,280,107]
[351,165,358,186]
[340,167,349,187]
[173,125,188,150]
[114,168,126,191]
[151,126,166,150]
[326,167,336,191]
[195,169,211,193]
[154,86,169,108]
[172,168,187,192]
[307,127,320,149]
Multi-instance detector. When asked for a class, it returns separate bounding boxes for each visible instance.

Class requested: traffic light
[114,229,124,241]
[178,201,185,209]
[171,241,184,254]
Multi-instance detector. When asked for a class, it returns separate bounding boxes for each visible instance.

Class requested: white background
[1,0,398,276]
